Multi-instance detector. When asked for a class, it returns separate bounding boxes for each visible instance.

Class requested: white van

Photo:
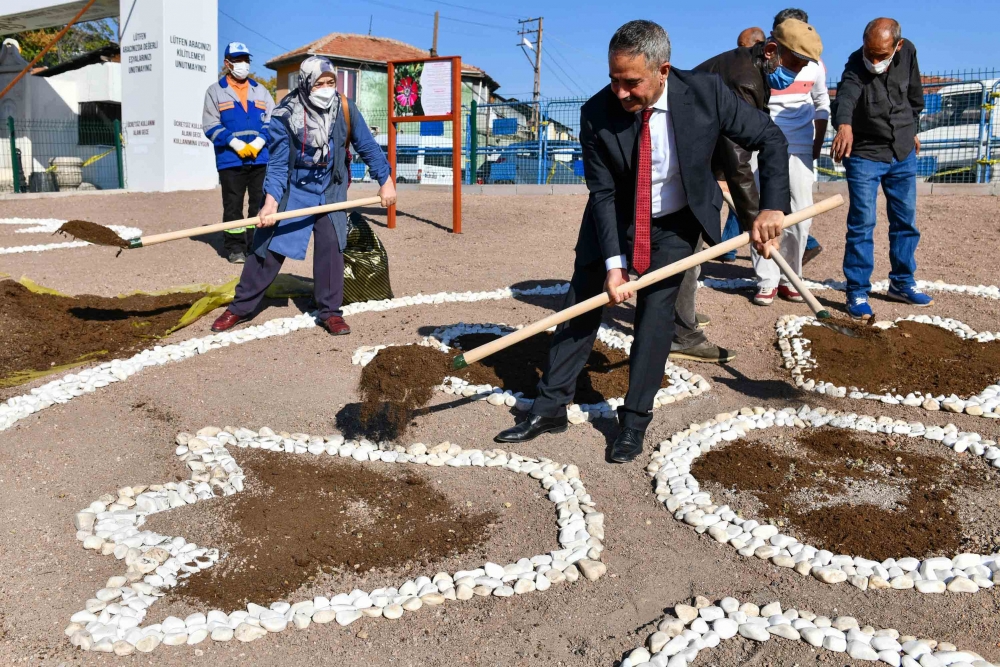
[916,79,999,182]
[373,132,455,185]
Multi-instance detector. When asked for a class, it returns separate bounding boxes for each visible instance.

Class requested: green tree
[7,19,118,68]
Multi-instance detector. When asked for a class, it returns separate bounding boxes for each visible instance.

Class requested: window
[424,153,453,168]
[336,68,357,99]
[78,101,120,146]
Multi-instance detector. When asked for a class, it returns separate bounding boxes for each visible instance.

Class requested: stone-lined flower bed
[352,323,710,425]
[0,217,141,255]
[647,405,1000,594]
[777,314,1000,419]
[66,427,606,654]
[620,596,996,667]
[0,284,570,435]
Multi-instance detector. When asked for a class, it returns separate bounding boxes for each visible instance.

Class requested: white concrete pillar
[119,0,218,192]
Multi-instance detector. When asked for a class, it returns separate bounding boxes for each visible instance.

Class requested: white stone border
[648,405,1000,594]
[351,322,710,426]
[702,276,1000,301]
[777,314,1000,419]
[65,426,606,654]
[0,283,570,434]
[0,217,142,255]
[620,596,996,667]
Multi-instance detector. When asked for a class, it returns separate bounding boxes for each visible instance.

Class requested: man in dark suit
[495,19,790,462]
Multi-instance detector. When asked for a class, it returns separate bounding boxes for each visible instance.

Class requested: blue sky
[219,0,1000,98]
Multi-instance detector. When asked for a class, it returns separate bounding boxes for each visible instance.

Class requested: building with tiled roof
[264,32,499,119]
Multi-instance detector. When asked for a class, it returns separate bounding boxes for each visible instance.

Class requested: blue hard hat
[224,42,251,59]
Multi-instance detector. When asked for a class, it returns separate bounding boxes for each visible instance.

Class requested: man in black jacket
[494,20,790,462]
[670,18,822,363]
[831,18,931,319]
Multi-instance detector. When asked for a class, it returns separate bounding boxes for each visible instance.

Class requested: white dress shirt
[606,81,688,271]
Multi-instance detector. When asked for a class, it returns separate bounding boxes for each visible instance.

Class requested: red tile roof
[265,32,490,81]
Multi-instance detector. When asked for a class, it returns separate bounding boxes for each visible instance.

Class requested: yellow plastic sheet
[1,274,312,388]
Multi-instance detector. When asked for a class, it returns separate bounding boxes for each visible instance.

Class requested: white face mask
[230,62,250,80]
[863,43,899,75]
[309,87,337,109]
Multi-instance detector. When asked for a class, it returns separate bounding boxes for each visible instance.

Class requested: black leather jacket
[695,42,774,230]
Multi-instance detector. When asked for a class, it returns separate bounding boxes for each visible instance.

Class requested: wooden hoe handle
[127,196,384,248]
[453,194,845,369]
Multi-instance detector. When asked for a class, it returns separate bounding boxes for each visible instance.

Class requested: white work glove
[249,137,266,151]
[229,137,247,152]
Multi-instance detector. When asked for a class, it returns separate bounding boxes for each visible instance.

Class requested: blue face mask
[767,65,797,90]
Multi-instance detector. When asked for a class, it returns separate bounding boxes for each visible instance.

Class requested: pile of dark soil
[144,449,495,611]
[803,320,1000,397]
[56,220,129,248]
[0,280,205,387]
[358,331,665,437]
[692,427,996,560]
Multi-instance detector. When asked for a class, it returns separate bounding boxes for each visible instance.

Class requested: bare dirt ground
[1,188,999,666]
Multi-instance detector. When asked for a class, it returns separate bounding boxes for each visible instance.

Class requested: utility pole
[430,11,439,56]
[517,17,543,135]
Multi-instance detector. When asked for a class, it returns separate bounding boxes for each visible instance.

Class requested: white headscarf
[272,56,339,165]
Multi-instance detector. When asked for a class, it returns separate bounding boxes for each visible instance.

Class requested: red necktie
[633,108,653,274]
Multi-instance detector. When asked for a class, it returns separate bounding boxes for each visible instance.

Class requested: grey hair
[864,17,902,44]
[608,20,671,68]
[773,8,808,30]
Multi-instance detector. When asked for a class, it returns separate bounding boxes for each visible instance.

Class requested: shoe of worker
[753,287,777,306]
[323,315,351,335]
[885,283,934,307]
[801,243,823,266]
[669,342,736,364]
[846,296,873,320]
[696,313,711,328]
[609,427,644,463]
[211,310,245,332]
[778,285,805,303]
[228,251,247,264]
[495,413,568,443]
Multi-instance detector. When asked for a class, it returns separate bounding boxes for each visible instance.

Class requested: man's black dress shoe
[609,427,645,463]
[494,414,568,443]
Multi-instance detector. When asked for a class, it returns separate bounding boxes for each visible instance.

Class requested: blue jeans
[843,149,919,300]
[719,209,740,260]
[805,235,820,250]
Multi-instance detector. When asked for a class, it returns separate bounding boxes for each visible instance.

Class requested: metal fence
[348,67,1000,187]
[819,68,999,183]
[1,117,125,194]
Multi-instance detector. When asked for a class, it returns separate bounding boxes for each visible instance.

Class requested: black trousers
[218,165,266,254]
[228,215,345,321]
[532,207,701,431]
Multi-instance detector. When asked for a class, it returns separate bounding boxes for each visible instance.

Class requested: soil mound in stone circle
[358,331,666,438]
[0,280,206,388]
[143,449,496,611]
[56,220,129,247]
[692,427,997,561]
[803,320,1000,397]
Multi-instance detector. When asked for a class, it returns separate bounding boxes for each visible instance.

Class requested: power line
[219,9,292,53]
[547,33,604,62]
[543,59,582,97]
[412,0,519,20]
[545,45,588,96]
[356,0,513,33]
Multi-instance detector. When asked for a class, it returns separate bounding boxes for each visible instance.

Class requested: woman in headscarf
[211,56,396,335]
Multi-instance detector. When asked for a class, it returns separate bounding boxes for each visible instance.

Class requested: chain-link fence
[1,117,125,193]
[819,68,1000,183]
[220,66,999,191]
